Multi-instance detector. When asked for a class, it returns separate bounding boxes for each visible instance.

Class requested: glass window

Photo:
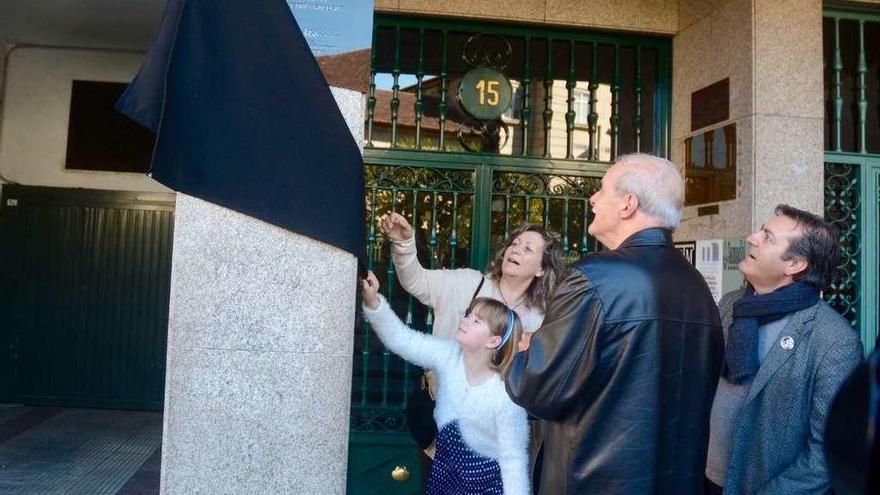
[574,89,590,125]
[684,124,736,206]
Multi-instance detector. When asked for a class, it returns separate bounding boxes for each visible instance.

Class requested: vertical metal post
[404,191,418,329]
[562,198,570,256]
[634,45,644,153]
[588,43,599,160]
[521,36,532,156]
[472,166,493,270]
[381,189,398,406]
[390,27,401,149]
[543,39,554,158]
[415,29,426,150]
[426,192,439,333]
[504,195,512,239]
[401,190,418,405]
[610,44,621,161]
[439,30,449,151]
[858,20,867,154]
[450,192,459,268]
[360,187,378,406]
[580,199,590,258]
[366,27,377,148]
[542,197,550,227]
[565,41,576,160]
[833,18,843,152]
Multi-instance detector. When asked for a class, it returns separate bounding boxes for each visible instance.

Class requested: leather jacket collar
[617,227,674,249]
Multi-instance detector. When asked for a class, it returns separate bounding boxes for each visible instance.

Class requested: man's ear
[784,257,809,278]
[620,193,639,220]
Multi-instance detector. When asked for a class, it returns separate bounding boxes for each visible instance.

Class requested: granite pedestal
[159,88,364,494]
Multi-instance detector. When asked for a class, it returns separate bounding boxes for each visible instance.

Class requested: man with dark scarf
[704,204,863,494]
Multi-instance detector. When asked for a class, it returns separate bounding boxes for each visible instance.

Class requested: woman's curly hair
[486,223,567,312]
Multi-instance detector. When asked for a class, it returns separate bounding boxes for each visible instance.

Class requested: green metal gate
[823,7,880,354]
[0,185,175,410]
[823,157,880,352]
[347,14,671,493]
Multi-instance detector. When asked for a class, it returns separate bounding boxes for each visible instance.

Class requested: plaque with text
[691,78,729,132]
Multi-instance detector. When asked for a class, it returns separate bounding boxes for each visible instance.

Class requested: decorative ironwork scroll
[824,162,860,327]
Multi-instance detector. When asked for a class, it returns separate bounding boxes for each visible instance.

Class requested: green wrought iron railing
[824,162,861,327]
[824,9,880,154]
[365,15,671,161]
[823,157,880,354]
[823,8,880,353]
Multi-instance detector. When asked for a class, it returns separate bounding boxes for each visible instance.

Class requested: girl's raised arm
[363,296,457,371]
[362,273,457,371]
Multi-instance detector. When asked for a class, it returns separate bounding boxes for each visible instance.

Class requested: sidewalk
[0,405,162,494]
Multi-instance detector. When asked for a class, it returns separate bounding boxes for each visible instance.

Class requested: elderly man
[505,153,724,494]
[704,205,863,494]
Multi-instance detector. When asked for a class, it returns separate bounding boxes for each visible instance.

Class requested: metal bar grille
[365,15,670,161]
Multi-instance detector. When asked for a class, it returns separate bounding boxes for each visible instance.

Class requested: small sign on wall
[695,239,746,303]
[675,241,696,266]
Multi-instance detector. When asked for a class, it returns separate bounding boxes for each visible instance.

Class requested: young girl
[361,271,530,495]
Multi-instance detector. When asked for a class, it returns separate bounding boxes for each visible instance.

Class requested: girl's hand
[361,271,381,310]
[518,331,533,352]
[380,212,413,242]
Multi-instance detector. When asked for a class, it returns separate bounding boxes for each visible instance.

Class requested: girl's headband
[497,309,516,348]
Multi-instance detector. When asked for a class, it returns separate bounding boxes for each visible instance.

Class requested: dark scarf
[724,282,819,384]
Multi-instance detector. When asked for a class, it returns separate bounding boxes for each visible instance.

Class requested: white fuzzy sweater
[363,296,531,495]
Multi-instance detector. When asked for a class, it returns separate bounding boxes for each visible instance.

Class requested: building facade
[0,1,877,493]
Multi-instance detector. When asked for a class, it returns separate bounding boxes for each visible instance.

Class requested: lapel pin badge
[780,336,795,351]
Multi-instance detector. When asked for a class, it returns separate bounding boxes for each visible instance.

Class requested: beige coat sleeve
[392,236,484,314]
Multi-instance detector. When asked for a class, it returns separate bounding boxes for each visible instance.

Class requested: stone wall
[376,0,679,34]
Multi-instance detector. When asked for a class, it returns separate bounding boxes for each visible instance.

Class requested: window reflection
[684,124,736,206]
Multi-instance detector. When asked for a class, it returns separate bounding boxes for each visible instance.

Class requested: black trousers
[704,476,724,495]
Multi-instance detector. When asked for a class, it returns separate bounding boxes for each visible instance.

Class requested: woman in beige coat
[380,212,566,349]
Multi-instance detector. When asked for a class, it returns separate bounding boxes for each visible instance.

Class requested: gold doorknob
[391,465,410,482]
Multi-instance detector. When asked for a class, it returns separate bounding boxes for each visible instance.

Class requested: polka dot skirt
[426,421,504,495]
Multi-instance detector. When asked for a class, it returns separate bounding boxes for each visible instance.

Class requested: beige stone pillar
[673,0,824,241]
[750,0,824,225]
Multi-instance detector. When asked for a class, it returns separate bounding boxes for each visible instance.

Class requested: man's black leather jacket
[506,228,724,494]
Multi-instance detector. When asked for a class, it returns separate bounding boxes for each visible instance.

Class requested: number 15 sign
[457,66,513,121]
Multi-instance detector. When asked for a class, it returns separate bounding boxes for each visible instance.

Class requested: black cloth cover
[116,0,366,261]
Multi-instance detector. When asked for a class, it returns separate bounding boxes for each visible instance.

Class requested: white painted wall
[0,46,170,192]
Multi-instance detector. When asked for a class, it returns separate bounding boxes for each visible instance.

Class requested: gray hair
[612,153,684,229]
